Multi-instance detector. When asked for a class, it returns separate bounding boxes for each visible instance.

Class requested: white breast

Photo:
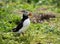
[18,18,30,33]
[23,18,30,27]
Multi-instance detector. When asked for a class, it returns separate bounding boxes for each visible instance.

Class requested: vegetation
[0,0,60,44]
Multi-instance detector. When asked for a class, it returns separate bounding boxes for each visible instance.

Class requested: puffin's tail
[12,28,17,32]
[8,28,16,32]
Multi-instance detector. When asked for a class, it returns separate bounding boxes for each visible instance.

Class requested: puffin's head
[21,10,32,18]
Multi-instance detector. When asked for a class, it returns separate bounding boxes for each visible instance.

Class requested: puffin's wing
[12,20,23,32]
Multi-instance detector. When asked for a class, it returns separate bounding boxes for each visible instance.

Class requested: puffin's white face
[21,10,32,18]
[22,11,29,16]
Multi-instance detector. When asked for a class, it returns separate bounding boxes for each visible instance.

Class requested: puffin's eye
[25,11,28,13]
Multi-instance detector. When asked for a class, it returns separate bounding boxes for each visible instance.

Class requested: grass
[0,18,60,44]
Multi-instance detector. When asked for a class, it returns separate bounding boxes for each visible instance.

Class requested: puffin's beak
[28,13,32,18]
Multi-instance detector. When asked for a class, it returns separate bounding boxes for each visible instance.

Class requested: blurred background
[0,0,60,44]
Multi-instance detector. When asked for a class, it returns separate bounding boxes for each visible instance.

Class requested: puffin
[12,10,32,34]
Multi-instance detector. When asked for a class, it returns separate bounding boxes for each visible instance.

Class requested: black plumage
[12,14,29,32]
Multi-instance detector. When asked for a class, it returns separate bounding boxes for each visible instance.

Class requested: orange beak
[28,13,33,18]
[28,13,32,16]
